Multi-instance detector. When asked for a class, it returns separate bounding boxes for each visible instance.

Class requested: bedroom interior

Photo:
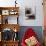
[0,0,45,46]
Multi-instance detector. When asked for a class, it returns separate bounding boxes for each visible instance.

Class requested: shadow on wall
[18,26,43,44]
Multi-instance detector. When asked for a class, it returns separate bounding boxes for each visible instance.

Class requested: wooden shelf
[2,40,19,42]
[0,40,19,46]
[0,7,20,46]
[0,7,19,24]
[0,7,19,10]
[0,24,20,32]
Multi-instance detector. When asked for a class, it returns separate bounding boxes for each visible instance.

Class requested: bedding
[21,28,41,46]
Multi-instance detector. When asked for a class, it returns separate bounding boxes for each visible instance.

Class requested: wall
[19,0,43,26]
[0,0,43,26]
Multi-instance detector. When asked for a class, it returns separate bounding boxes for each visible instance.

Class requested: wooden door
[43,0,46,46]
[44,0,46,26]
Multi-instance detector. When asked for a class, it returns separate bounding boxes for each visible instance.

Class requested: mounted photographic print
[25,8,36,20]
[2,10,9,15]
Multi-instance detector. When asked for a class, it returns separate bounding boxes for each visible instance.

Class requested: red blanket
[21,28,41,46]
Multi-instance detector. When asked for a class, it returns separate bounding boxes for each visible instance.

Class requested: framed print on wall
[25,8,36,20]
[2,10,9,15]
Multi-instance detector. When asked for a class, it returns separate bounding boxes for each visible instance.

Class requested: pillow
[25,36,38,46]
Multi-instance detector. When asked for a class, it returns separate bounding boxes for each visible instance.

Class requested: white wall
[0,0,43,26]
[19,0,43,26]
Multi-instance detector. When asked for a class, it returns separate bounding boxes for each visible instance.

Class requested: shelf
[2,40,19,43]
[0,7,19,11]
[0,7,19,16]
[1,40,19,46]
[1,15,18,24]
[2,14,19,16]
[0,24,20,32]
[0,7,20,46]
[0,7,19,24]
[0,40,19,46]
[1,12,19,16]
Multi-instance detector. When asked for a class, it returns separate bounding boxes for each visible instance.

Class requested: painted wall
[0,0,43,26]
[22,0,43,26]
